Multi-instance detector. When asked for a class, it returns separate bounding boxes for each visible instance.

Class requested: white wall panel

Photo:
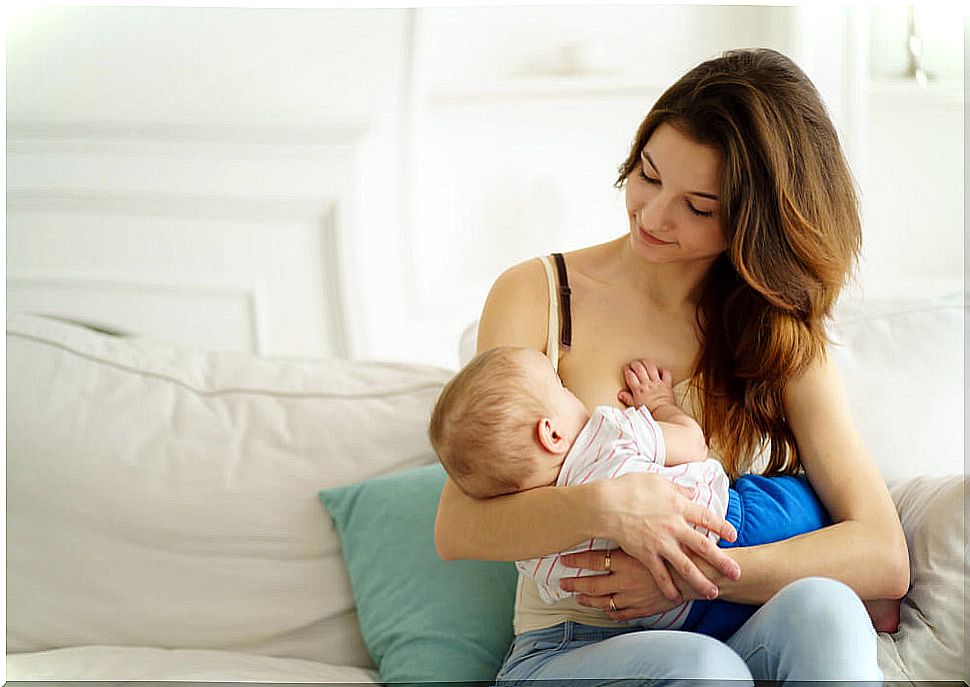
[7,277,263,352]
[6,118,363,357]
[861,83,965,298]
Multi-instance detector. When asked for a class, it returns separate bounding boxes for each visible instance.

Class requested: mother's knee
[614,631,754,682]
[773,577,881,675]
[774,577,871,629]
[681,634,754,682]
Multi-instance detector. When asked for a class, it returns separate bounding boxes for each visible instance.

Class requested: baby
[429,346,896,636]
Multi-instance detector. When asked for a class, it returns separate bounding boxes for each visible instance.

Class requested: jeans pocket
[531,636,569,651]
[528,623,570,652]
[496,624,569,682]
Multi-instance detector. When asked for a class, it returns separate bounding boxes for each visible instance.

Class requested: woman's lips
[638,226,674,246]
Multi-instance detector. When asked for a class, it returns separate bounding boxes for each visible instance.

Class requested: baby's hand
[618,360,676,411]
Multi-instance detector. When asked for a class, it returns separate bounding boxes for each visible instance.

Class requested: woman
[435,48,908,683]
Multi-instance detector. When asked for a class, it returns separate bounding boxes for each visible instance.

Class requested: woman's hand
[559,548,689,621]
[571,472,740,605]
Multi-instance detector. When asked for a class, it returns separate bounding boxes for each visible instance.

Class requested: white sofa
[6,290,967,683]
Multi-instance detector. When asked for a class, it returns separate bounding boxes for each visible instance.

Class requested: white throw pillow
[6,313,452,666]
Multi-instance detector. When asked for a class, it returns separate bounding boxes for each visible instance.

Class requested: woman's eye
[687,203,715,218]
[638,166,713,218]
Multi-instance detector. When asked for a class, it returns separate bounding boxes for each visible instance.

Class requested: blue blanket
[679,474,831,639]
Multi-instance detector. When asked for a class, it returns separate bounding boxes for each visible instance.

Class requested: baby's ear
[535,417,568,453]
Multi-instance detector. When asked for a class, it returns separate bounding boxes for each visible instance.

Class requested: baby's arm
[618,360,707,465]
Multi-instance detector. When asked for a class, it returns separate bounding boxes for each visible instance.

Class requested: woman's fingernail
[707,587,718,599]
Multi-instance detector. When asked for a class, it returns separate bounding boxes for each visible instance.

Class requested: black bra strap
[551,252,572,349]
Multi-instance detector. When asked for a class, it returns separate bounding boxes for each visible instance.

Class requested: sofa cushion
[320,464,519,684]
[827,291,964,484]
[6,313,453,666]
[6,646,378,682]
[888,475,967,681]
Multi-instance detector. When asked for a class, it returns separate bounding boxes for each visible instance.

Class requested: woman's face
[626,122,727,265]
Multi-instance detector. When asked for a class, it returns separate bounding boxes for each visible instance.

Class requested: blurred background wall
[6,4,965,368]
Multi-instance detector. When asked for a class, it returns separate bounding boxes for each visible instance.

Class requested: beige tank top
[515,255,702,634]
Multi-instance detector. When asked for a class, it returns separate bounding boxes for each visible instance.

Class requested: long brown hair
[616,48,861,479]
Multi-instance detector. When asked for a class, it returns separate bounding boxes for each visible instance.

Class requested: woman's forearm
[688,519,910,604]
[434,477,609,561]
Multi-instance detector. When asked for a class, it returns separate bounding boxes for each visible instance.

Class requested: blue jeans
[495,577,883,685]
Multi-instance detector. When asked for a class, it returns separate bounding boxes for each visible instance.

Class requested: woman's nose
[637,195,673,232]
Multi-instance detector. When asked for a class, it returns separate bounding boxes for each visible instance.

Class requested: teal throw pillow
[320,463,518,684]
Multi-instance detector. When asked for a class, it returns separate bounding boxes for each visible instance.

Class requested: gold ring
[604,549,612,572]
[609,595,617,613]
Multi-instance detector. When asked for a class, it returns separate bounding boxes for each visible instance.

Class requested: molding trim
[7,275,267,354]
[6,188,332,223]
[6,120,368,149]
[318,205,351,359]
[399,7,421,313]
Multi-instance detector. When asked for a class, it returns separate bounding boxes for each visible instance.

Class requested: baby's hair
[428,346,549,499]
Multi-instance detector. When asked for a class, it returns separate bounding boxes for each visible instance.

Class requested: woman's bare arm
[436,477,609,561]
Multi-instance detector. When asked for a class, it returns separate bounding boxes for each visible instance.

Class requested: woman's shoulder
[485,256,550,313]
[493,255,548,286]
[478,239,624,352]
[478,256,550,353]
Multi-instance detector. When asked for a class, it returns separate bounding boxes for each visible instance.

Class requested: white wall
[859,5,965,298]
[396,5,789,367]
[6,5,964,369]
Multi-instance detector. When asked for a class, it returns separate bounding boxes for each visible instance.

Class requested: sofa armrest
[887,475,967,681]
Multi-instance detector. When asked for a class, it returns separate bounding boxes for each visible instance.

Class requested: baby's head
[428,346,590,499]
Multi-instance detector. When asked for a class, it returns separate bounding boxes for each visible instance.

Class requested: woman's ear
[536,417,569,454]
